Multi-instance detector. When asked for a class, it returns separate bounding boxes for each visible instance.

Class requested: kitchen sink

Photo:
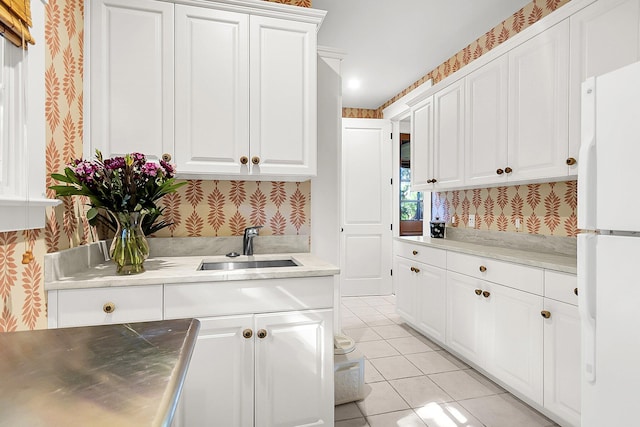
[198,259,299,271]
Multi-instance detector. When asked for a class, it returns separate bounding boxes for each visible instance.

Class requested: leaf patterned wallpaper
[0,0,311,332]
[432,181,578,237]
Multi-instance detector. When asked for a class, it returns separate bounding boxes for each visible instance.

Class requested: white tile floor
[336,295,558,427]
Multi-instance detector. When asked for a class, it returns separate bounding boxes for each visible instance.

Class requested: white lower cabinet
[47,275,335,427]
[394,241,446,342]
[173,315,254,427]
[395,239,579,424]
[445,271,484,363]
[395,256,419,324]
[173,309,333,427]
[415,263,446,342]
[483,281,543,405]
[446,270,543,406]
[254,310,333,427]
[543,270,580,427]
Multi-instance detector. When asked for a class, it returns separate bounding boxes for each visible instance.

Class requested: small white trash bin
[334,334,365,405]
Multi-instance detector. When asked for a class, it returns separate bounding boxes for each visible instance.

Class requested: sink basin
[198,259,299,271]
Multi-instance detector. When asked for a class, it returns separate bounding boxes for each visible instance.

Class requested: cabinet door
[254,309,333,427]
[569,0,640,165]
[508,20,569,182]
[173,315,254,427]
[484,283,544,405]
[433,79,465,189]
[543,299,581,427]
[394,256,418,324]
[465,55,509,187]
[416,264,446,343]
[446,271,484,365]
[250,16,317,177]
[174,5,249,175]
[410,96,434,190]
[90,0,174,160]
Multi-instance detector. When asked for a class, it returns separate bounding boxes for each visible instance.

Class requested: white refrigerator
[578,60,640,427]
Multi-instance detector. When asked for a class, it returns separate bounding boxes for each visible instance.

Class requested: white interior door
[341,118,392,296]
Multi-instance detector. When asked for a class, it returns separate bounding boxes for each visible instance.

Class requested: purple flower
[104,157,125,170]
[73,160,99,183]
[160,160,175,178]
[131,153,146,166]
[141,162,159,177]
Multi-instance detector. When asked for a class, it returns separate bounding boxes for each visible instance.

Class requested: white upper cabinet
[249,16,317,178]
[465,55,509,187]
[569,0,640,164]
[174,5,249,175]
[409,96,434,191]
[89,0,324,180]
[409,79,464,191]
[89,0,174,161]
[507,20,570,183]
[433,79,465,189]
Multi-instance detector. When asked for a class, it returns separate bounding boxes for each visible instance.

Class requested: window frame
[0,0,60,232]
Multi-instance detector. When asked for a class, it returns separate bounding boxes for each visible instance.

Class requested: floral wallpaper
[432,181,578,237]
[0,0,311,332]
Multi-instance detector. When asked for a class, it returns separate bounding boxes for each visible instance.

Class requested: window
[0,1,59,232]
[400,166,424,222]
[0,36,24,199]
[399,132,424,236]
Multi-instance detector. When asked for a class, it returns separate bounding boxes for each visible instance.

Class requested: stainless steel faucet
[242,226,263,256]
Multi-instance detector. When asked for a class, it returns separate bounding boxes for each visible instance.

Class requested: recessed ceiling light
[347,78,361,90]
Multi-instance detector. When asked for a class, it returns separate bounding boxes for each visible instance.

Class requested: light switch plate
[469,214,475,227]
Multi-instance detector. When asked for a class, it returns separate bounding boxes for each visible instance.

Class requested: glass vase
[109,211,150,275]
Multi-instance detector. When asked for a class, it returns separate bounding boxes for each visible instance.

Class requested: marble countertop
[0,319,200,427]
[397,236,577,274]
[45,252,340,291]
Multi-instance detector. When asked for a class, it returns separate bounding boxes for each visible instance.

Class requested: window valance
[0,0,33,48]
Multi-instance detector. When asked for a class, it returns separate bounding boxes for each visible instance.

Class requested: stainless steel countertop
[0,319,200,427]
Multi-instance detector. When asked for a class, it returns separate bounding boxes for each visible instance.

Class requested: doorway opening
[399,129,424,236]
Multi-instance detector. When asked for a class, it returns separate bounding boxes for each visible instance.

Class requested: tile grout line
[338,295,557,427]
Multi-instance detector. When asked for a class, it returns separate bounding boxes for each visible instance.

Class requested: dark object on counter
[0,319,200,427]
[430,218,445,238]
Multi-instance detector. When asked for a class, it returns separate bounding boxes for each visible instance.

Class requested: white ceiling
[312,0,532,110]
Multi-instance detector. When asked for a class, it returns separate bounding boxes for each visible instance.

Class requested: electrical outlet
[468,214,475,228]
[515,218,521,230]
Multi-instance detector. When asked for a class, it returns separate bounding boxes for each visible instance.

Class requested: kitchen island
[0,318,200,427]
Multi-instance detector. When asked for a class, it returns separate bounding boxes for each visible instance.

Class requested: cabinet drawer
[56,285,163,328]
[164,276,334,319]
[544,270,578,306]
[394,240,446,268]
[446,251,543,295]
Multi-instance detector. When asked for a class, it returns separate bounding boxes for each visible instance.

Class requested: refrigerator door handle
[578,77,597,231]
[578,233,597,383]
